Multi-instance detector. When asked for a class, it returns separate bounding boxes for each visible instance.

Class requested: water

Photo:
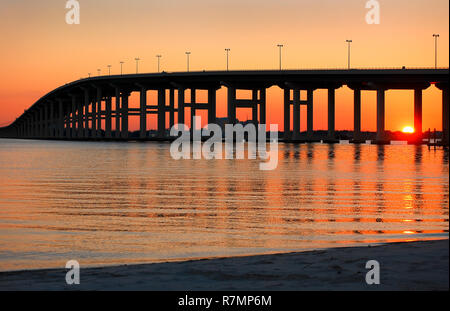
[0,139,448,271]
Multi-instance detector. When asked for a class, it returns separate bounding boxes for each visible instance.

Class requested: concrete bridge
[0,68,448,145]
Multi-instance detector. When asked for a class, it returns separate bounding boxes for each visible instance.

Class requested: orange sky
[0,0,448,131]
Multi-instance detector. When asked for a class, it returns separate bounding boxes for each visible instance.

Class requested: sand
[0,240,448,291]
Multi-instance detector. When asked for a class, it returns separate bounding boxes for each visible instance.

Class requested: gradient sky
[0,0,448,131]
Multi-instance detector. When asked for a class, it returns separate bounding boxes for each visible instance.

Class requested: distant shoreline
[0,239,447,291]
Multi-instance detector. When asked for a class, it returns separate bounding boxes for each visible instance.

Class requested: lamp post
[120,61,124,75]
[185,52,191,72]
[433,34,439,69]
[156,55,162,73]
[225,48,230,71]
[107,65,111,75]
[277,44,283,70]
[135,58,140,74]
[88,73,91,78]
[97,69,101,76]
[346,40,352,69]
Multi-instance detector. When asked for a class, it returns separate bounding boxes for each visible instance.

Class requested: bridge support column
[260,88,266,126]
[140,88,147,139]
[121,93,129,139]
[190,89,196,135]
[91,93,97,138]
[58,99,64,138]
[78,99,83,138]
[440,85,449,146]
[227,86,236,124]
[307,89,314,140]
[292,89,300,140]
[49,102,54,138]
[414,89,422,143]
[178,88,185,128]
[283,88,290,141]
[327,88,335,140]
[71,95,77,139]
[353,89,361,141]
[105,97,112,139]
[376,89,386,142]
[169,89,175,129]
[252,89,258,128]
[115,88,121,139]
[96,89,102,138]
[208,88,216,124]
[158,88,166,138]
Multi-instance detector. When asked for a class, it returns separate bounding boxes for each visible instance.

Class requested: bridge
[0,68,448,145]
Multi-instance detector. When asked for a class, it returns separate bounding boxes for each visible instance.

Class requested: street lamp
[433,34,439,69]
[277,44,283,70]
[185,52,191,72]
[107,65,112,75]
[346,40,352,69]
[156,55,162,73]
[88,73,91,78]
[120,61,124,75]
[135,58,140,74]
[97,69,101,76]
[225,48,230,71]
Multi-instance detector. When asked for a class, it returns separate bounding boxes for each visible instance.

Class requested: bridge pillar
[114,88,121,139]
[91,93,97,138]
[208,88,216,124]
[307,89,314,140]
[292,89,301,140]
[71,95,77,139]
[78,98,84,138]
[58,99,64,138]
[49,101,54,138]
[414,89,423,143]
[327,88,335,140]
[376,89,386,142]
[121,93,129,139]
[353,89,361,141]
[252,89,258,128]
[178,88,185,127]
[190,89,196,135]
[96,89,102,138]
[158,88,166,138]
[140,88,147,139]
[283,88,291,140]
[169,89,175,129]
[227,86,236,124]
[440,85,449,146]
[260,88,266,126]
[105,96,112,139]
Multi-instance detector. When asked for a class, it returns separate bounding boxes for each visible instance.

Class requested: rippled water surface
[0,139,448,271]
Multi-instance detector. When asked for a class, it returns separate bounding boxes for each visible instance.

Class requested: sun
[402,126,415,133]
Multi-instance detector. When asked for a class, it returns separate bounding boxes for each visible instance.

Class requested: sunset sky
[0,0,448,131]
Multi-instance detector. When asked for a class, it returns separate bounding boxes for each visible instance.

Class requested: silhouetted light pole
[120,61,124,75]
[277,44,283,70]
[156,55,162,73]
[185,52,191,72]
[225,48,230,71]
[107,65,111,75]
[88,73,91,78]
[97,69,101,76]
[346,40,352,69]
[433,34,439,69]
[135,58,141,74]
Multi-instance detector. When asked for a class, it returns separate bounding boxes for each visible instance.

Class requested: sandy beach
[0,239,448,291]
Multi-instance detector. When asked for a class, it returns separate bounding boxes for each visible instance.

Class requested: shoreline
[0,239,448,291]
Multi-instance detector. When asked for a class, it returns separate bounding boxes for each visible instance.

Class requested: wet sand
[0,240,448,291]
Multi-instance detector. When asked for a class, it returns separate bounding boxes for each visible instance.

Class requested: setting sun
[402,126,415,133]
